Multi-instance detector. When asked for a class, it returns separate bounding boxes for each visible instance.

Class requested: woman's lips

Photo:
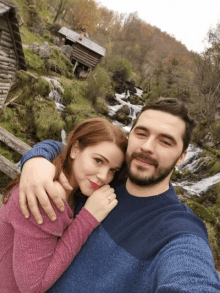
[89,180,100,190]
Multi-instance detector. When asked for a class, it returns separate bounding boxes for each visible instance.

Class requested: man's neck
[125,178,170,198]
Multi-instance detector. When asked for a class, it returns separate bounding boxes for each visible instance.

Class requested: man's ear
[70,141,80,158]
[176,150,187,167]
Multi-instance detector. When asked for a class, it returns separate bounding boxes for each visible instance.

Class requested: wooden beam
[0,153,20,179]
[0,127,31,155]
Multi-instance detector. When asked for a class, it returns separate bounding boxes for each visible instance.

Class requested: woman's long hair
[2,118,128,212]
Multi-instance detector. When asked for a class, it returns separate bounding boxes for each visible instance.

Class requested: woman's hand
[19,157,73,224]
[84,185,118,223]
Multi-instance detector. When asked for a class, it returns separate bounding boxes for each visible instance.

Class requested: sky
[98,0,220,54]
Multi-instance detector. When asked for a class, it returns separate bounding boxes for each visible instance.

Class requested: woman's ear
[70,141,80,159]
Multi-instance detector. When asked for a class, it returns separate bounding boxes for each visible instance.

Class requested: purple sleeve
[20,140,63,170]
[10,187,99,292]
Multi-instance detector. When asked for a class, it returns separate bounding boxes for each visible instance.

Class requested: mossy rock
[186,200,217,225]
[205,222,220,263]
[23,49,45,72]
[33,77,51,97]
[174,186,185,195]
[32,99,65,141]
[44,49,74,78]
[63,103,98,133]
[128,95,144,105]
[94,97,109,115]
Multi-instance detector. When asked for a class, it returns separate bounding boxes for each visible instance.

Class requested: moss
[44,49,74,78]
[210,161,220,176]
[205,222,220,263]
[0,171,11,189]
[63,103,98,133]
[186,200,217,225]
[0,141,22,163]
[33,77,51,97]
[32,99,65,141]
[174,186,185,195]
[23,49,45,72]
[94,97,109,115]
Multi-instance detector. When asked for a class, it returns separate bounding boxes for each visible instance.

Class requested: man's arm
[153,234,220,292]
[19,140,72,224]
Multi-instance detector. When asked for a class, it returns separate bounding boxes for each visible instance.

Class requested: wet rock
[105,94,120,106]
[114,105,132,125]
[128,95,145,105]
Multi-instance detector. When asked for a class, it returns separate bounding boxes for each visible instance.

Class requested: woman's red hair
[3,118,128,211]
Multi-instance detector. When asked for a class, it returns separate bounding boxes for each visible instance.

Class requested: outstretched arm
[153,234,220,292]
[19,140,72,224]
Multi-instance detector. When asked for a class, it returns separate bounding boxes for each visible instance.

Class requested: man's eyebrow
[134,126,148,131]
[160,133,177,144]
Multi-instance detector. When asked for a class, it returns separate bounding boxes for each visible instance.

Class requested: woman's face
[69,141,125,196]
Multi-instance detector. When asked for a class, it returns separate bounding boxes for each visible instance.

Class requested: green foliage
[63,103,98,133]
[23,49,45,72]
[0,141,22,163]
[32,99,65,141]
[186,200,217,225]
[174,186,185,195]
[86,66,111,104]
[33,77,51,97]
[94,97,109,115]
[44,49,74,77]
[107,56,132,80]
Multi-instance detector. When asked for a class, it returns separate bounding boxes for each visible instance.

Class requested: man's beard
[126,152,177,187]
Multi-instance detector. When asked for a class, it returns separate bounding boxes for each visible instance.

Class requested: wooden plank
[0,40,13,48]
[0,49,8,57]
[0,73,13,79]
[0,153,20,179]
[0,64,17,72]
[0,55,17,64]
[1,34,13,44]
[0,126,31,155]
[2,31,11,38]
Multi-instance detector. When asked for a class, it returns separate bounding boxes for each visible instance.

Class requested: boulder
[105,94,120,106]
[60,45,74,60]
[52,37,61,46]
[30,42,40,55]
[114,105,132,125]
[38,42,51,59]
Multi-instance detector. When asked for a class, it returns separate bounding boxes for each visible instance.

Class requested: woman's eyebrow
[94,154,109,163]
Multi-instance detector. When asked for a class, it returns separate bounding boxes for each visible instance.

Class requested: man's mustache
[130,152,159,168]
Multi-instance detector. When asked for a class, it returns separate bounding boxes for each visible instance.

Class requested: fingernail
[60,206,64,211]
[51,216,56,221]
[37,220,43,225]
[25,215,29,219]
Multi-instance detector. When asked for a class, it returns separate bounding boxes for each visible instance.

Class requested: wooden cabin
[0,0,26,110]
[58,26,106,76]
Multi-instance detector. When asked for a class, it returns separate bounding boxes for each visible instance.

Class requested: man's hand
[19,157,73,224]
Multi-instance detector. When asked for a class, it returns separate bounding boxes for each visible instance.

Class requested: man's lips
[131,153,158,168]
[89,180,100,190]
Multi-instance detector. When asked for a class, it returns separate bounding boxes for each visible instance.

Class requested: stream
[44,76,220,196]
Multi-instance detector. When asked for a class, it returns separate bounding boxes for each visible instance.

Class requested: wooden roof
[59,26,106,57]
[0,0,26,70]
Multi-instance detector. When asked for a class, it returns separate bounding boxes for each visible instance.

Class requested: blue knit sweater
[21,140,220,292]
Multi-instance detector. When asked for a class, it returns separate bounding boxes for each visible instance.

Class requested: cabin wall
[70,42,102,69]
[0,13,17,109]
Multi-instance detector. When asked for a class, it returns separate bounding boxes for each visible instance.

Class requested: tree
[53,0,70,23]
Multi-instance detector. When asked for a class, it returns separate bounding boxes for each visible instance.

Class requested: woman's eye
[94,158,102,164]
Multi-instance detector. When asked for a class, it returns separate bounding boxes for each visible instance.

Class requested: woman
[0,118,127,293]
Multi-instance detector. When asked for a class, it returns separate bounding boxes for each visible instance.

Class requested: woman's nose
[96,168,109,183]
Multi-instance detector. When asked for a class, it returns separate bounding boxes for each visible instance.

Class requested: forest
[1,0,220,270]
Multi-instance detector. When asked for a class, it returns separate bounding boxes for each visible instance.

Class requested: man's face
[126,109,187,187]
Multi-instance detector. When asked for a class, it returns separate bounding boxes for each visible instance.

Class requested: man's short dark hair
[131,98,196,152]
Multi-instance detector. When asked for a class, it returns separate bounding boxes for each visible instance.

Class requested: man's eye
[161,140,171,146]
[110,169,116,174]
[137,132,146,136]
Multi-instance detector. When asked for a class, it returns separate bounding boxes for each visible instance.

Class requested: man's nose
[140,137,155,153]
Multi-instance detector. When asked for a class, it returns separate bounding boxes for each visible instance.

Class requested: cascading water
[40,77,220,197]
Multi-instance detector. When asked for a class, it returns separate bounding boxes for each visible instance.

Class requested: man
[19,98,220,292]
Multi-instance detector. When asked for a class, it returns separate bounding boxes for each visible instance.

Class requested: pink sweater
[0,186,99,293]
